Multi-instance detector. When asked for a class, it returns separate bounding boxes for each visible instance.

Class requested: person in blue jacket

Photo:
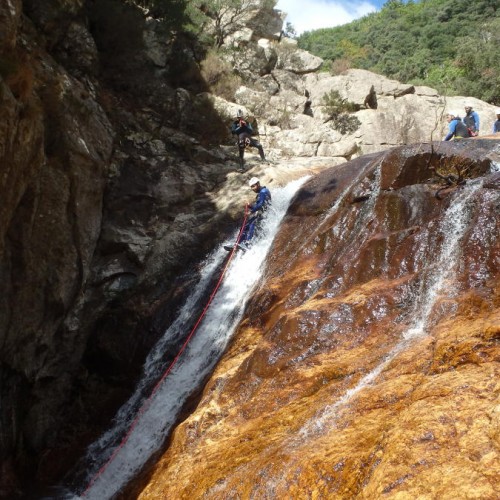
[444,111,469,141]
[231,110,266,170]
[239,177,272,248]
[493,109,500,134]
[463,105,480,136]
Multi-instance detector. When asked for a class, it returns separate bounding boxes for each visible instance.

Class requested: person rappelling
[224,177,271,252]
[231,110,267,170]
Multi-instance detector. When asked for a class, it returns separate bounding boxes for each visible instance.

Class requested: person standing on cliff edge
[231,110,267,171]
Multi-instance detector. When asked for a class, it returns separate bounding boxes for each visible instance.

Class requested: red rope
[81,206,250,497]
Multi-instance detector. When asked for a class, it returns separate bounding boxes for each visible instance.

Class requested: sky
[275,0,388,35]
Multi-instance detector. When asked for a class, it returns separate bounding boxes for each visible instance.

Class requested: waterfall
[65,177,309,500]
[297,179,484,440]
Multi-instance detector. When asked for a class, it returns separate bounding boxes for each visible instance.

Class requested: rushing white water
[68,177,309,500]
[297,179,483,440]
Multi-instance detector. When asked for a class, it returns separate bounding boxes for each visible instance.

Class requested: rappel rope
[81,206,250,497]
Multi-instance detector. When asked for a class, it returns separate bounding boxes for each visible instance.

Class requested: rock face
[0,0,499,496]
[138,140,500,499]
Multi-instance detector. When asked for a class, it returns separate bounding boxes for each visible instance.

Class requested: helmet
[447,110,460,118]
[249,177,260,187]
[495,108,500,114]
[236,109,244,118]
[464,104,473,110]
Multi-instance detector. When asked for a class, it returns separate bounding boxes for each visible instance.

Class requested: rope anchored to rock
[80,206,249,497]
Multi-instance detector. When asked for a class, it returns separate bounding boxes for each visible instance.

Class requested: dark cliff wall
[0,1,237,495]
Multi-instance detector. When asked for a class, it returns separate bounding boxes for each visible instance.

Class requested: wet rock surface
[138,142,500,499]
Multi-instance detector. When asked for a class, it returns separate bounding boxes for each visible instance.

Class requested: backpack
[454,119,470,139]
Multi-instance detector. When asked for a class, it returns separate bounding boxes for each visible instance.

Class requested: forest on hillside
[297,0,499,104]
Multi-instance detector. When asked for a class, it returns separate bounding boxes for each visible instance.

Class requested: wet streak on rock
[137,141,500,500]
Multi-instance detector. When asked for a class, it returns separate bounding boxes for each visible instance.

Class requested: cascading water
[64,177,309,500]
[109,146,499,500]
[298,178,484,440]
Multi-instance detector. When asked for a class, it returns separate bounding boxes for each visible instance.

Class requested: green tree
[321,90,361,134]
[283,22,297,39]
[296,0,500,103]
[193,0,275,48]
[453,17,500,103]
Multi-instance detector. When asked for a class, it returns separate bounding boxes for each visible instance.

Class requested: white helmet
[249,177,260,187]
[495,108,500,114]
[447,110,459,117]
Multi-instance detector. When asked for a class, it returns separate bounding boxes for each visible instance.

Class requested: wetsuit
[231,119,266,167]
[241,186,271,244]
[463,110,480,135]
[444,118,469,141]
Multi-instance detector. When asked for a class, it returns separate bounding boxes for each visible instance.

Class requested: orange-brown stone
[138,143,500,499]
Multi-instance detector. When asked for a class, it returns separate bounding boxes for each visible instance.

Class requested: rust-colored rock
[138,142,500,499]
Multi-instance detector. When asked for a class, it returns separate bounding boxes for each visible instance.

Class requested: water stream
[55,167,491,498]
[65,177,309,500]
[297,178,484,440]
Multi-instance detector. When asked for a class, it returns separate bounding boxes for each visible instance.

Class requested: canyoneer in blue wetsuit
[493,109,500,134]
[224,177,271,252]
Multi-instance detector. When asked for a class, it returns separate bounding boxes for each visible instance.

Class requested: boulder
[143,17,169,67]
[277,46,324,74]
[246,3,285,40]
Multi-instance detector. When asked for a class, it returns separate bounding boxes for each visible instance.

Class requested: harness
[238,133,252,149]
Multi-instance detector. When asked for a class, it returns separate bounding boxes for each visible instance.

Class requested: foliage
[199,0,275,47]
[321,90,361,134]
[283,22,297,39]
[200,49,242,99]
[331,114,361,135]
[131,0,276,48]
[321,90,359,115]
[452,17,500,103]
[297,0,499,103]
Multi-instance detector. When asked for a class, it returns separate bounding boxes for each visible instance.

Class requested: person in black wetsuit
[444,111,469,141]
[231,110,266,170]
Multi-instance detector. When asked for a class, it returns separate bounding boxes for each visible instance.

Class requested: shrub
[321,90,360,134]
[200,50,242,100]
[329,57,351,75]
[331,114,361,135]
